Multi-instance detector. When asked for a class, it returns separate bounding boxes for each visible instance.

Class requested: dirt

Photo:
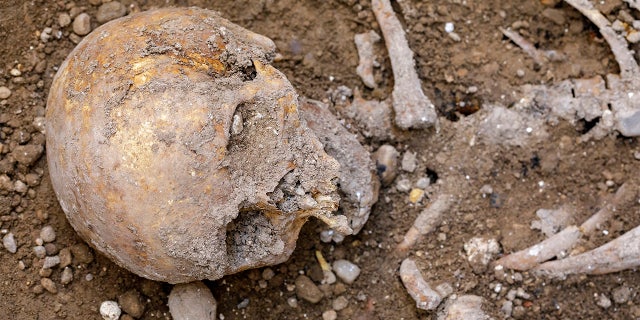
[0,0,639,319]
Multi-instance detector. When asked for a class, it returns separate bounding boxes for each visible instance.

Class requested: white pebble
[100,301,121,320]
[10,69,21,77]
[61,267,73,284]
[40,225,56,243]
[0,86,11,99]
[3,233,17,253]
[43,255,61,269]
[444,22,455,33]
[33,245,46,258]
[322,310,337,320]
[332,259,361,284]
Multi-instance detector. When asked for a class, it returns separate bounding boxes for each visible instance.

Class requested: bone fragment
[299,98,380,234]
[623,0,640,11]
[534,225,640,278]
[397,194,453,252]
[372,0,438,129]
[564,0,640,79]
[437,295,490,320]
[400,258,442,311]
[499,27,564,64]
[495,182,637,271]
[168,282,217,320]
[354,31,381,89]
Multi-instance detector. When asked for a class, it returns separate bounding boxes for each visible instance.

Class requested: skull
[46,7,350,283]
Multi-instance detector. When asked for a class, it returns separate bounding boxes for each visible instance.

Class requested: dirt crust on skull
[45,7,344,283]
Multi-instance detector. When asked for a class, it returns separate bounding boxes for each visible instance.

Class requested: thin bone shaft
[534,225,640,277]
[397,194,453,252]
[372,0,438,129]
[564,0,640,79]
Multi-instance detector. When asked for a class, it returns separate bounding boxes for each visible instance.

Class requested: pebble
[34,245,46,258]
[39,268,53,277]
[322,310,337,320]
[295,275,324,303]
[58,13,72,27]
[119,289,145,318]
[597,294,612,309]
[96,1,127,23]
[168,282,217,320]
[0,86,11,99]
[9,68,21,77]
[40,225,56,243]
[60,267,73,285]
[14,180,27,194]
[415,177,430,189]
[44,243,58,256]
[501,300,513,317]
[262,268,275,280]
[627,31,640,43]
[396,178,412,193]
[287,297,298,308]
[463,237,501,273]
[332,260,361,284]
[3,232,17,253]
[612,286,631,304]
[372,145,399,186]
[409,188,425,203]
[43,255,61,269]
[100,301,122,320]
[401,151,417,172]
[73,13,92,36]
[237,298,249,309]
[59,248,72,268]
[41,277,57,294]
[12,144,44,166]
[71,243,94,264]
[332,296,348,311]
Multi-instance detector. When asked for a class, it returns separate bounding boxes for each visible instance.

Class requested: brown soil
[1,0,639,319]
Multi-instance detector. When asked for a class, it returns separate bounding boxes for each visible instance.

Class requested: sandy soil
[1,0,639,319]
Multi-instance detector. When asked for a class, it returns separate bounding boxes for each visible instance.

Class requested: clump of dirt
[1,0,639,319]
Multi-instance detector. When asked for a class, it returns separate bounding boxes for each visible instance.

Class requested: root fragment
[372,0,438,129]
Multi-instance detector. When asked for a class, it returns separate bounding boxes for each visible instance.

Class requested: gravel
[59,247,72,268]
[40,225,56,243]
[168,282,217,320]
[332,259,361,284]
[11,144,44,166]
[0,86,11,99]
[3,233,17,253]
[295,275,324,303]
[33,245,46,258]
[332,296,348,311]
[41,277,57,294]
[73,13,92,36]
[60,267,73,285]
[96,1,127,23]
[322,310,337,320]
[43,255,60,269]
[58,13,72,27]
[401,151,417,172]
[118,289,145,318]
[597,294,612,309]
[100,301,122,320]
[612,286,631,304]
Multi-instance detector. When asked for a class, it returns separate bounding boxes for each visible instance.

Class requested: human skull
[46,7,350,283]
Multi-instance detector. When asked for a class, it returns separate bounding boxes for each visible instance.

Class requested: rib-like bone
[495,183,636,271]
[534,225,640,278]
[564,0,640,79]
[399,258,442,311]
[354,31,381,89]
[397,194,453,252]
[372,0,438,129]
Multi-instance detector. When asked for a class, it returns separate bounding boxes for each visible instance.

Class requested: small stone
[43,255,61,269]
[464,237,501,273]
[119,289,145,318]
[262,268,275,280]
[44,243,58,256]
[17,261,25,270]
[3,233,17,253]
[287,297,298,308]
[597,294,612,309]
[415,177,430,189]
[0,86,11,99]
[295,275,324,304]
[9,69,21,77]
[322,310,337,320]
[11,144,44,166]
[168,282,216,320]
[32,285,44,294]
[237,298,249,309]
[71,243,94,264]
[73,13,92,36]
[516,287,530,300]
[40,225,56,243]
[59,248,72,268]
[333,296,349,311]
[34,245,46,258]
[501,300,513,317]
[479,184,493,196]
[612,286,631,304]
[627,31,640,43]
[516,69,525,78]
[100,301,121,320]
[13,180,27,194]
[542,8,566,25]
[59,13,72,27]
[396,178,411,193]
[41,277,58,294]
[440,295,488,320]
[372,145,399,186]
[39,268,53,278]
[401,151,417,172]
[96,1,127,23]
[60,267,73,285]
[332,259,361,284]
[409,188,425,203]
